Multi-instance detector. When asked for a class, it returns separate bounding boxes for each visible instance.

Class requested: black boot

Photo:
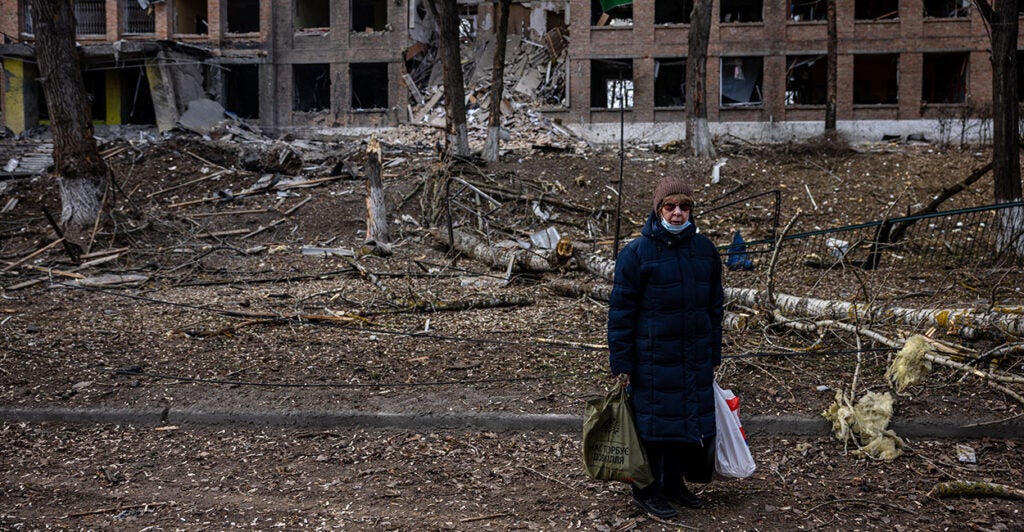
[663,483,705,509]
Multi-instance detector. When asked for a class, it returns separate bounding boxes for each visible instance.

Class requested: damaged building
[0,1,1012,142]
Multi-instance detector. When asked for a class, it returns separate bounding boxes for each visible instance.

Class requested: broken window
[350,63,389,110]
[175,0,209,34]
[721,0,763,23]
[790,0,827,21]
[853,54,898,104]
[591,59,633,109]
[591,0,633,26]
[352,0,387,32]
[654,58,686,108]
[295,0,330,31]
[227,0,260,33]
[292,63,331,112]
[121,66,156,125]
[721,56,763,106]
[923,0,969,17]
[922,52,967,104]
[785,55,826,105]
[225,64,260,119]
[121,0,156,34]
[655,0,691,24]
[458,4,477,38]
[75,0,106,35]
[24,0,107,36]
[855,0,899,20]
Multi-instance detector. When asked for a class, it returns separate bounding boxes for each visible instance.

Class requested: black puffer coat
[607,212,724,443]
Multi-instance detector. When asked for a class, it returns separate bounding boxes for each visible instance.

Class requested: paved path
[2,406,1022,439]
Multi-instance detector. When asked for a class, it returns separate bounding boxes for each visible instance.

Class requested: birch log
[727,287,1024,338]
[365,136,392,256]
[576,250,617,281]
[433,227,557,272]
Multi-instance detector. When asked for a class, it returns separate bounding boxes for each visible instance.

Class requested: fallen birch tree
[432,227,572,273]
[726,287,1024,339]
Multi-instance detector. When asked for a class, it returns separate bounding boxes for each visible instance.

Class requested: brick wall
[563,0,1008,129]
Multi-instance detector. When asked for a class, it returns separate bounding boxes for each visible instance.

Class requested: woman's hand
[616,373,630,387]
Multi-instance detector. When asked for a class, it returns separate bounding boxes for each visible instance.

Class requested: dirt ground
[1,128,1022,530]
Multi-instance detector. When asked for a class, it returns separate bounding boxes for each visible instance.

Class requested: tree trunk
[432,227,559,272]
[483,0,511,162]
[428,0,470,157]
[30,0,109,238]
[686,0,716,157]
[726,287,1024,338]
[976,0,1024,256]
[825,0,838,132]
[364,136,392,256]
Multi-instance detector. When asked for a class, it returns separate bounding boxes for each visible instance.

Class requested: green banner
[600,0,633,11]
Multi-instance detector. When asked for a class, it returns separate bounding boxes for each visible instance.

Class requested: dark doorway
[225,63,260,119]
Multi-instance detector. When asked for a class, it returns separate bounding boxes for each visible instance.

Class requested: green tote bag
[582,384,653,489]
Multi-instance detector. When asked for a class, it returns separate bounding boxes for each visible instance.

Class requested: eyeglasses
[661,203,692,212]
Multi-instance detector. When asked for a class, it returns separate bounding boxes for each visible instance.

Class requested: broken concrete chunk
[178,99,228,136]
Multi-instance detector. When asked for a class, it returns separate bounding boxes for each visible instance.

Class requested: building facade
[0,1,1018,143]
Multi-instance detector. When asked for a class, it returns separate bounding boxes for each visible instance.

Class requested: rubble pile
[399,26,586,154]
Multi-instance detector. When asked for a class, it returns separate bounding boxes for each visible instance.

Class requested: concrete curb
[1,407,1021,439]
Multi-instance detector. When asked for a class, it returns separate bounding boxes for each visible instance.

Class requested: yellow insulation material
[822,391,905,461]
[884,335,933,392]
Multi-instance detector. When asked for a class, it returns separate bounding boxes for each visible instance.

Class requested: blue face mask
[661,218,691,234]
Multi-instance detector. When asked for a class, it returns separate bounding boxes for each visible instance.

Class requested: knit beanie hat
[652,177,694,212]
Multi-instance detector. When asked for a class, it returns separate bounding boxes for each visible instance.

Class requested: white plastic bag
[714,380,756,478]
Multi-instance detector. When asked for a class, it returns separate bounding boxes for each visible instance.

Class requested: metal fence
[121,0,156,35]
[23,0,107,36]
[722,201,1024,273]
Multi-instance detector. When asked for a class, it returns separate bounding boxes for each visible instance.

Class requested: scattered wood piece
[362,295,534,316]
[196,229,251,238]
[535,337,607,350]
[79,247,130,260]
[301,247,356,258]
[242,218,287,239]
[284,197,313,216]
[79,253,122,269]
[460,513,510,524]
[403,73,425,105]
[191,208,272,218]
[64,502,168,519]
[184,149,226,170]
[2,238,64,272]
[5,278,45,290]
[75,274,150,287]
[928,481,1024,500]
[145,169,230,198]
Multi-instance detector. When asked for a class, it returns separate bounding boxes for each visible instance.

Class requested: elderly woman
[607,176,724,520]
